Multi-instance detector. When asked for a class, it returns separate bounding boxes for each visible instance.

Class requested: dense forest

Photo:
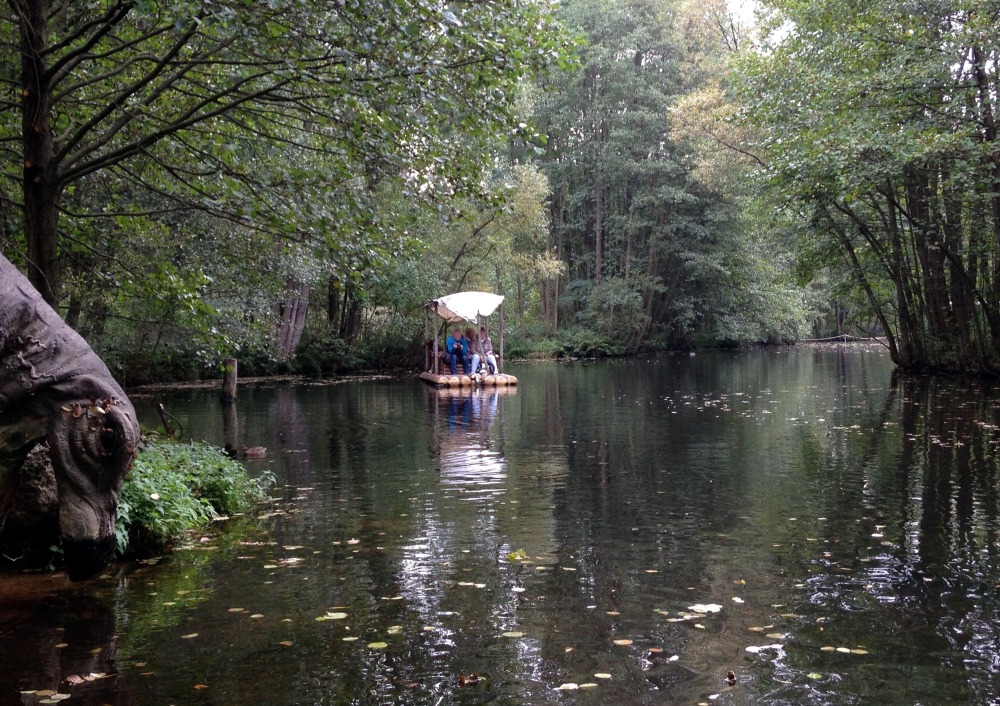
[1,0,998,380]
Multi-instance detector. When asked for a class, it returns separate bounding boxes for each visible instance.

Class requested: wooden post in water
[221,357,238,403]
[221,400,239,458]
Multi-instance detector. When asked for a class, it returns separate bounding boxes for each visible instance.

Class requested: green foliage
[115,438,273,557]
[734,0,1000,371]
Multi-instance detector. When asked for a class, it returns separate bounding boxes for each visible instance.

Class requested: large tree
[737,0,1000,372]
[1,0,569,305]
[533,0,806,348]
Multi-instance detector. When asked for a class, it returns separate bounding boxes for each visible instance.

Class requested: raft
[419,371,518,388]
[422,291,519,389]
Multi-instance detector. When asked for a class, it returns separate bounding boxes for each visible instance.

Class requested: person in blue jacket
[445,327,470,375]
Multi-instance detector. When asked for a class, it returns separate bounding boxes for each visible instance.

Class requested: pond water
[3,345,1000,705]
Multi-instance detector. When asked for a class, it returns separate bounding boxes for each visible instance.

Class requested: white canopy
[428,291,504,324]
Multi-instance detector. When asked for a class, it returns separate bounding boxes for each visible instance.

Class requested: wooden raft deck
[419,371,518,388]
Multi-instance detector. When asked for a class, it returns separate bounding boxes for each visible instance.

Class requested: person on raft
[479,326,499,374]
[446,327,470,375]
[466,325,498,375]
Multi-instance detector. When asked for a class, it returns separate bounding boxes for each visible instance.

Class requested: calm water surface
[3,346,1000,705]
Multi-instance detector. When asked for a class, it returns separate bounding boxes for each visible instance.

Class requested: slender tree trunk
[328,277,341,329]
[594,121,603,285]
[18,0,62,306]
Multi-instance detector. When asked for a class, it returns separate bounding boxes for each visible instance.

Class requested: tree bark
[18,0,62,306]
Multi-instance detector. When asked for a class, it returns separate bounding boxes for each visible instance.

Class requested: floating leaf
[342,636,358,642]
[820,646,836,652]
[502,631,524,638]
[765,633,786,640]
[594,673,612,679]
[555,683,579,690]
[181,633,198,639]
[613,639,633,646]
[688,603,723,613]
[807,672,823,680]
[279,641,293,647]
[367,641,388,649]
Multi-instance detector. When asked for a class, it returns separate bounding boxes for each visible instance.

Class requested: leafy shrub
[116,437,273,557]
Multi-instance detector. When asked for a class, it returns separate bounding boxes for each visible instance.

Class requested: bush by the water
[115,437,273,557]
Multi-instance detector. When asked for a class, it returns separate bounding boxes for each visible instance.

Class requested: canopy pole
[498,302,505,373]
[425,307,430,372]
[431,305,439,374]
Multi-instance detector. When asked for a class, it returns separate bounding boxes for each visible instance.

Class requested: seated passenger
[479,326,498,374]
[445,327,470,375]
[465,326,484,374]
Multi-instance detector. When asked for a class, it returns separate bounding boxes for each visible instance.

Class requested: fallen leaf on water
[367,641,388,649]
[688,603,723,613]
[836,647,851,653]
[765,633,786,640]
[228,608,245,613]
[502,631,524,638]
[606,611,620,616]
[512,587,526,593]
[194,684,209,690]
[594,673,612,679]
[820,646,836,652]
[181,633,198,639]
[54,643,68,649]
[65,675,84,686]
[850,648,869,655]
[732,597,744,604]
[807,672,823,679]
[36,691,57,697]
[250,614,264,619]
[342,636,358,642]
[613,639,633,646]
[555,683,579,690]
[347,539,360,545]
[279,641,293,647]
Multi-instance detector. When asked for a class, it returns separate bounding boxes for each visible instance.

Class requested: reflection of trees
[0,579,130,704]
[780,373,1000,704]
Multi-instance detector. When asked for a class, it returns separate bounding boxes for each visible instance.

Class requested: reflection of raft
[419,371,518,388]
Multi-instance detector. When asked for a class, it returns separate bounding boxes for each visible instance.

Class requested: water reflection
[10,350,1000,704]
[431,387,509,500]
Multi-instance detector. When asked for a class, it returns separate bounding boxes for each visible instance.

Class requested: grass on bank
[115,437,274,557]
